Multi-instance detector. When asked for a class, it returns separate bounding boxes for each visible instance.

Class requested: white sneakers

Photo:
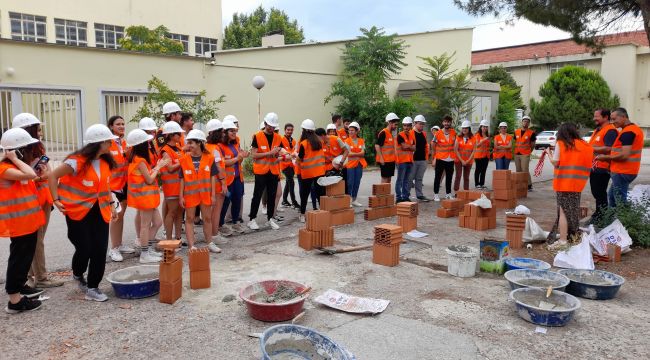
[139,250,162,264]
[351,200,363,207]
[268,218,280,230]
[208,242,222,253]
[109,248,123,262]
[232,223,246,233]
[248,219,260,230]
[118,244,135,253]
[433,194,440,202]
[85,288,108,302]
[212,234,229,245]
[445,194,454,200]
[299,214,305,223]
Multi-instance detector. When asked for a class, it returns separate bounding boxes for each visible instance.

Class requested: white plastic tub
[446,245,479,278]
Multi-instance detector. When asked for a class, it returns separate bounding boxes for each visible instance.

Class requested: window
[549,61,585,74]
[118,95,138,103]
[195,36,218,57]
[9,12,47,42]
[167,33,189,55]
[54,19,87,46]
[95,23,124,49]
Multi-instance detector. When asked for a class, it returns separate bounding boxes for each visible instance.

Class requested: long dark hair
[2,143,37,165]
[207,130,222,145]
[66,142,117,173]
[459,127,473,139]
[300,129,322,150]
[556,123,582,150]
[108,115,124,134]
[222,129,237,145]
[479,125,489,137]
[24,123,45,158]
[129,142,151,165]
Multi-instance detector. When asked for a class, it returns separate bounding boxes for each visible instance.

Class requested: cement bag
[553,229,595,270]
[469,194,492,209]
[523,217,549,243]
[597,219,632,253]
[587,224,608,256]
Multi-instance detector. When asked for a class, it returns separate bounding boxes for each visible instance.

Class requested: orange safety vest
[456,136,476,164]
[0,162,45,237]
[376,128,396,163]
[58,155,113,222]
[493,134,513,159]
[473,133,490,159]
[127,156,161,210]
[299,140,325,179]
[434,130,457,160]
[610,123,644,175]
[219,143,244,186]
[280,136,295,171]
[553,140,593,192]
[160,144,182,197]
[109,138,128,191]
[324,135,344,170]
[180,152,214,208]
[35,176,53,206]
[345,137,367,169]
[396,130,415,164]
[588,123,617,171]
[515,128,534,155]
[252,131,282,175]
[206,143,225,194]
[337,128,349,140]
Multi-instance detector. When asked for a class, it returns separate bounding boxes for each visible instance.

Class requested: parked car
[582,130,594,143]
[535,131,558,149]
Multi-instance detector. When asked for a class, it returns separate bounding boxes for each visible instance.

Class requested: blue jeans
[346,165,363,200]
[495,157,511,170]
[608,172,637,207]
[395,163,413,200]
[220,177,244,225]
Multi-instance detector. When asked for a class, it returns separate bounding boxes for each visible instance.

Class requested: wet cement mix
[254,284,301,304]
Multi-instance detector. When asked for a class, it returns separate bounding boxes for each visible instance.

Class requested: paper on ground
[315,289,390,314]
[406,230,428,238]
[535,326,547,334]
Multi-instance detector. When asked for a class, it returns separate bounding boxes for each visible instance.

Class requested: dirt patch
[422,289,475,303]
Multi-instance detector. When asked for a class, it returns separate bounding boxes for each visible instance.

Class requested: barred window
[9,12,47,42]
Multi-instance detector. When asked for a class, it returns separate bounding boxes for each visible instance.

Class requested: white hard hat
[126,129,153,147]
[161,121,185,135]
[326,124,337,131]
[301,119,316,131]
[12,113,41,129]
[499,122,508,128]
[402,117,413,125]
[263,112,279,128]
[461,120,471,128]
[222,120,237,130]
[223,114,238,123]
[414,115,426,123]
[385,113,399,122]
[1,128,40,150]
[84,124,118,144]
[162,102,181,115]
[522,115,531,121]
[348,121,360,130]
[479,119,490,127]
[138,117,158,131]
[432,125,440,131]
[186,129,207,142]
[206,119,222,132]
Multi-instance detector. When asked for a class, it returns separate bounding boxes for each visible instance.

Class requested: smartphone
[33,155,50,170]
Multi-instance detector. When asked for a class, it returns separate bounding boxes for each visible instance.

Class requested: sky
[221,0,573,50]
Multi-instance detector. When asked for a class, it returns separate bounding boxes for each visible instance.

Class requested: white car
[535,131,558,149]
[582,130,594,143]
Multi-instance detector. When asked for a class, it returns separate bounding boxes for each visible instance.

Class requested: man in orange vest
[431,115,457,201]
[596,107,645,207]
[514,115,537,191]
[375,113,400,183]
[396,117,415,202]
[588,109,619,222]
[338,117,350,140]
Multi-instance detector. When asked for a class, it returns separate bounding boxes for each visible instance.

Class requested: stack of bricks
[298,210,334,250]
[159,240,182,304]
[512,172,529,198]
[493,170,517,209]
[396,202,418,232]
[458,203,497,231]
[437,197,464,218]
[188,248,210,290]
[364,183,397,220]
[505,214,526,249]
[372,224,403,267]
[322,181,355,226]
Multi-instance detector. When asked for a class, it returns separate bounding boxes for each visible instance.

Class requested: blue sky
[222,0,571,50]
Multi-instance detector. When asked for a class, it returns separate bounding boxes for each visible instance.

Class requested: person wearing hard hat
[11,113,64,289]
[344,122,367,206]
[138,117,160,164]
[376,113,400,183]
[156,101,183,149]
[408,115,430,201]
[221,115,247,231]
[159,121,185,242]
[218,120,246,234]
[49,124,119,302]
[323,123,350,181]
[297,119,326,222]
[431,115,457,201]
[1,127,47,313]
[396,117,416,202]
[453,121,477,192]
[514,115,537,191]
[473,119,491,189]
[260,120,285,223]
[494,122,513,170]
[205,119,229,243]
[280,123,300,209]
[126,129,171,263]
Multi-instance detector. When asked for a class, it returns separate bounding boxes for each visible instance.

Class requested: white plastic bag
[514,205,530,215]
[553,229,595,270]
[587,224,608,256]
[596,219,632,253]
[469,194,492,209]
[523,218,549,243]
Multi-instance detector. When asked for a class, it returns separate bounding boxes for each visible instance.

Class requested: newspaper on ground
[406,230,428,238]
[314,289,390,314]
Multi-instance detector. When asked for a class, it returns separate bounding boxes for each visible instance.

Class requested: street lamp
[252,75,266,123]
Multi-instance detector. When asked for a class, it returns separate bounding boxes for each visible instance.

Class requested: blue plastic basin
[505,257,551,271]
[260,324,356,360]
[504,269,570,291]
[509,288,581,327]
[557,269,625,300]
[106,265,160,299]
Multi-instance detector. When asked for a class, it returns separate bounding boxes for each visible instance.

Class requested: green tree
[529,66,619,129]
[223,6,305,49]
[119,25,184,55]
[133,76,225,125]
[495,85,519,133]
[454,0,650,51]
[480,65,525,110]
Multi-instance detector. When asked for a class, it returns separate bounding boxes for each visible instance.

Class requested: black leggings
[66,202,109,289]
[299,176,324,214]
[474,158,489,187]
[5,231,38,294]
[434,160,455,194]
[282,167,297,204]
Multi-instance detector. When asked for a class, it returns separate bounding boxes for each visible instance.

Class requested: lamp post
[252,75,266,123]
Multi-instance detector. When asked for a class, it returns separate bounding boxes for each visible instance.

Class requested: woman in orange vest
[473,120,491,189]
[159,121,185,242]
[132,117,161,251]
[179,130,219,252]
[344,122,367,207]
[545,123,594,249]
[493,122,513,170]
[297,119,325,222]
[453,121,477,192]
[49,124,118,302]
[1,128,47,313]
[205,119,229,243]
[396,117,415,202]
[126,129,170,263]
[218,120,246,234]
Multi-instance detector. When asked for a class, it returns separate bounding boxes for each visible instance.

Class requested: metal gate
[0,86,82,160]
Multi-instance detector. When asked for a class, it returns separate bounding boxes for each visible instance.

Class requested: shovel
[316,244,373,255]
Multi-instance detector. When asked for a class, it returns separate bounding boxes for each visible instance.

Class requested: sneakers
[207,242,222,253]
[292,202,300,210]
[352,200,363,207]
[232,223,246,233]
[139,251,162,264]
[416,196,431,202]
[117,244,136,254]
[299,214,305,223]
[5,296,42,314]
[268,218,280,230]
[248,219,260,230]
[20,285,44,299]
[34,278,64,288]
[85,288,108,302]
[148,247,163,257]
[109,248,123,262]
[262,206,267,215]
[273,215,285,222]
[445,194,454,200]
[433,194,440,202]
[212,234,229,245]
[281,201,291,207]
[220,224,234,236]
[73,275,88,292]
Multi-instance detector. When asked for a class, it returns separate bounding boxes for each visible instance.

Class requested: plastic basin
[260,324,356,360]
[106,265,160,299]
[504,270,570,291]
[445,245,479,278]
[239,280,308,322]
[557,269,625,300]
[509,287,581,327]
[505,257,551,271]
